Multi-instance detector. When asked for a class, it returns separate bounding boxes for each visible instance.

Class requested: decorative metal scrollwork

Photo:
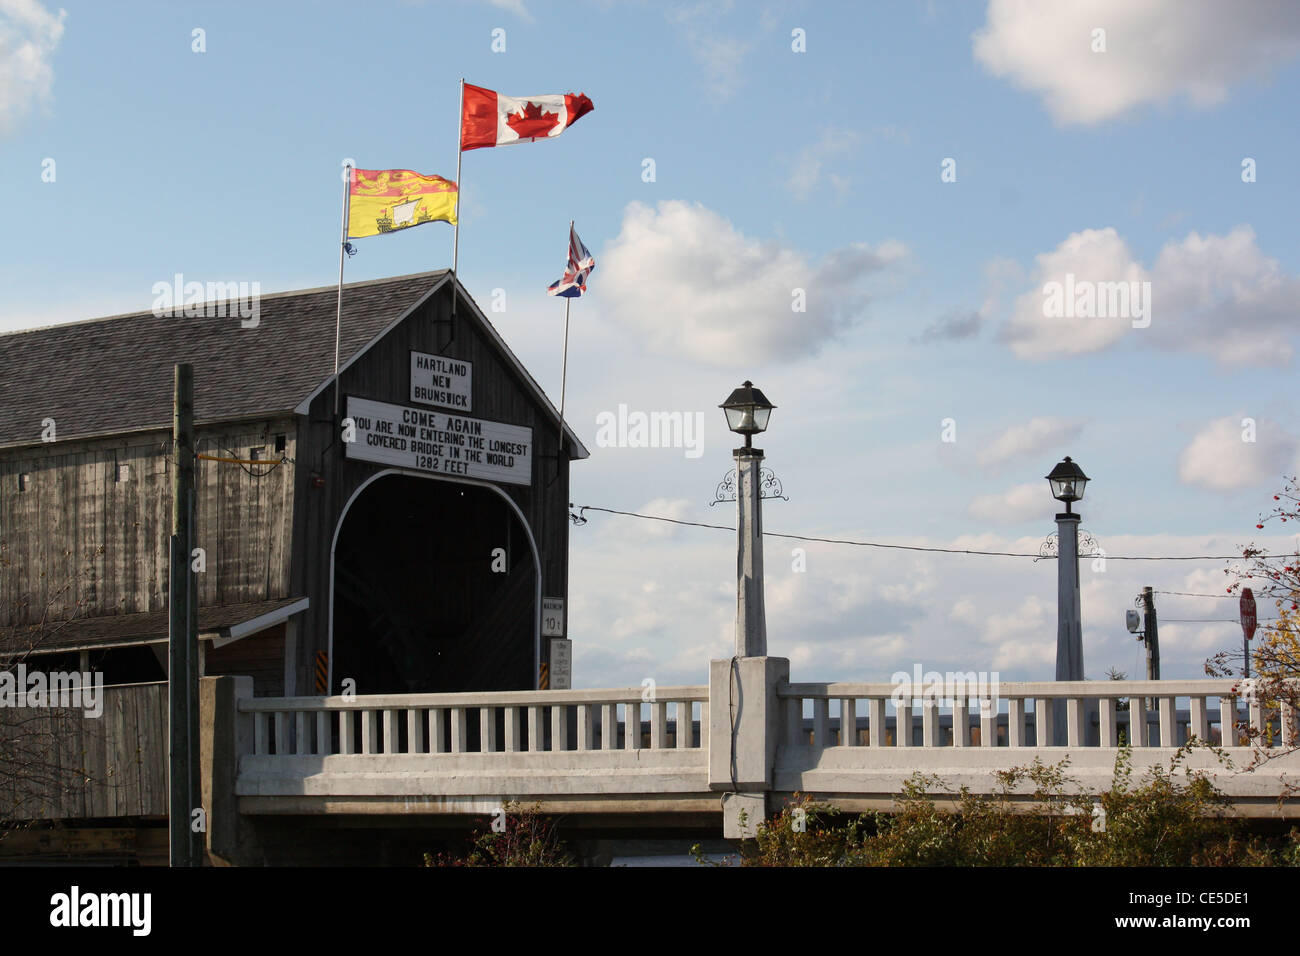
[709,467,789,507]
[1035,530,1100,562]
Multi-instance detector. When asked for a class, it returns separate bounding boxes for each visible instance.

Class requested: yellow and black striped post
[314,651,329,694]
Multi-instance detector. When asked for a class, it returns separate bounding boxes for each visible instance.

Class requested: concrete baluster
[867,698,886,748]
[1159,697,1176,747]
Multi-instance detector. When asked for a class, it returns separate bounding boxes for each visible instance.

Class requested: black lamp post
[721,381,776,656]
[1047,456,1089,744]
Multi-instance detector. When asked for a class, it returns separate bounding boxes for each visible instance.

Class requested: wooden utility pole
[1141,586,1161,716]
[169,363,202,866]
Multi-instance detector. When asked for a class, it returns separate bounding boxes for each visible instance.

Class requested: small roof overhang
[1,597,309,656]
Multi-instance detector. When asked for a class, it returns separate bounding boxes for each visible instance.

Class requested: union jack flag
[546,224,595,298]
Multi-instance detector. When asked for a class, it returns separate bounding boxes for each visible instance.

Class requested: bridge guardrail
[238,686,710,756]
[777,679,1293,749]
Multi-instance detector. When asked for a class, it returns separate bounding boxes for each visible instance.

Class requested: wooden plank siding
[289,284,574,695]
[0,420,297,630]
[0,682,168,822]
[205,624,287,697]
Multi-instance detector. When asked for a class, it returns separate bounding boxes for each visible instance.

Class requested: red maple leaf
[507,101,560,140]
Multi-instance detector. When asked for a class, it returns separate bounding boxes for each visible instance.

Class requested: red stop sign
[1240,588,1257,641]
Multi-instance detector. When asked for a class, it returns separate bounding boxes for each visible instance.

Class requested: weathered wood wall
[205,624,286,697]
[0,681,167,821]
[289,283,572,693]
[0,420,297,628]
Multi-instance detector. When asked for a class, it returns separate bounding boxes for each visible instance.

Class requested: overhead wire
[573,505,1261,562]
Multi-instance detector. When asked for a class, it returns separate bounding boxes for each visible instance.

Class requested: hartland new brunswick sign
[410,350,472,410]
[346,396,532,486]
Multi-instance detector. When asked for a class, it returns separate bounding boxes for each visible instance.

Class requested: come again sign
[346,396,532,486]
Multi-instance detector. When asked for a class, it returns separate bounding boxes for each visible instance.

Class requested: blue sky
[4,0,1300,687]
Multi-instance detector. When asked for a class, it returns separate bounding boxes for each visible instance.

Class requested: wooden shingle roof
[0,271,444,449]
[0,270,588,457]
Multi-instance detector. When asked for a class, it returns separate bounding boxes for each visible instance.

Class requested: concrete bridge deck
[211,675,1298,844]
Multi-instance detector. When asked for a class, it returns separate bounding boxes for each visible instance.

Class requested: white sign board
[410,351,472,411]
[542,598,565,638]
[549,638,572,690]
[345,396,532,486]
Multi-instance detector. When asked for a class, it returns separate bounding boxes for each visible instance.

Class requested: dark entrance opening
[332,475,536,695]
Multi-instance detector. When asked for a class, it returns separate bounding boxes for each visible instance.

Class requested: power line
[1160,618,1280,624]
[1154,590,1238,599]
[573,505,1254,562]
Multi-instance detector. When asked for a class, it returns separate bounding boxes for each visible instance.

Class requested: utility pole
[1140,587,1160,681]
[1140,586,1161,718]
[169,363,202,866]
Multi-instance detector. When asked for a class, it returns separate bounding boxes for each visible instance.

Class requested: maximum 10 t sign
[345,396,532,486]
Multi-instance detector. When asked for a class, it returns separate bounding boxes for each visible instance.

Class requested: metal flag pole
[556,220,574,467]
[333,163,352,419]
[452,78,464,320]
[558,299,572,454]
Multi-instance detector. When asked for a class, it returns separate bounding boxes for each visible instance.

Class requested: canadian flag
[460,83,595,151]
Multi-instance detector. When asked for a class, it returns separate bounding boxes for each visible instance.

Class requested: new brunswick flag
[347,168,457,238]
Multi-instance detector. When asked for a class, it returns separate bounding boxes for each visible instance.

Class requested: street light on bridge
[721,381,775,657]
[1047,456,1089,744]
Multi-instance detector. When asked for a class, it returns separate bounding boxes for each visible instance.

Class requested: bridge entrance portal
[331,473,537,695]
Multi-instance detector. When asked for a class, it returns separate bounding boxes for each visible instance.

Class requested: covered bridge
[0,270,586,705]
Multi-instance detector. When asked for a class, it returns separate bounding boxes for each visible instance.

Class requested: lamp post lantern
[1047,456,1088,744]
[721,381,775,657]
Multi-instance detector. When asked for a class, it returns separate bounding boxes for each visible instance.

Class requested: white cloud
[968,482,1057,524]
[973,0,1300,125]
[1144,226,1300,366]
[787,127,857,199]
[482,0,531,18]
[666,2,750,100]
[687,35,750,99]
[999,225,1300,365]
[1178,416,1297,491]
[599,200,907,365]
[977,417,1083,470]
[1000,227,1147,359]
[0,0,65,135]
[982,595,1054,670]
[633,497,691,538]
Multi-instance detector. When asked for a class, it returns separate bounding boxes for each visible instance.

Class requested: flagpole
[333,163,352,419]
[557,219,574,469]
[558,296,572,459]
[452,77,464,319]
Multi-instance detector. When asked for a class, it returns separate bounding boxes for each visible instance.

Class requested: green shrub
[721,745,1300,867]
[424,802,575,867]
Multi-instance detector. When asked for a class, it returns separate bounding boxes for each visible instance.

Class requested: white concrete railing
[239,686,709,757]
[226,677,1299,821]
[779,680,1292,749]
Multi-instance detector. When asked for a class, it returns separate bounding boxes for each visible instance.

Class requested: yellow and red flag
[347,168,457,238]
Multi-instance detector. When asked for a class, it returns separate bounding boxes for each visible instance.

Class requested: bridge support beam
[201,675,263,866]
[721,792,765,839]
